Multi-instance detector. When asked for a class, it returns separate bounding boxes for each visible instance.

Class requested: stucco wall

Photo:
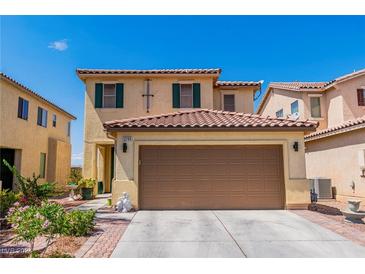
[327,75,365,126]
[82,75,216,178]
[305,128,365,202]
[260,89,303,118]
[260,88,328,130]
[213,87,255,113]
[0,79,73,187]
[110,131,309,209]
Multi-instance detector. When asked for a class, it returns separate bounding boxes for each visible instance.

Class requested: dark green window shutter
[172,83,180,108]
[193,83,201,108]
[116,83,124,108]
[95,83,103,108]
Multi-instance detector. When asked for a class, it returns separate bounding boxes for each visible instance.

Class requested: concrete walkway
[73,194,110,212]
[111,210,365,258]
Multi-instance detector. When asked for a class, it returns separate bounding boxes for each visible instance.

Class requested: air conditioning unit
[309,178,332,199]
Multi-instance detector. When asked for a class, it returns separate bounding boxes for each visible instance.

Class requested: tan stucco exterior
[258,74,365,129]
[80,73,259,193]
[258,71,365,201]
[109,131,310,209]
[259,88,328,130]
[0,75,75,189]
[306,128,365,203]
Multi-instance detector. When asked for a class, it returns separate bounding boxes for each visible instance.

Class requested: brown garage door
[139,145,285,209]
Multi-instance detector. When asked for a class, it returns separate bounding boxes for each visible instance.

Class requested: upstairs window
[276,109,284,118]
[37,107,48,128]
[17,97,29,120]
[291,100,299,114]
[103,84,116,108]
[358,89,365,106]
[172,83,201,108]
[310,97,321,118]
[180,84,193,108]
[52,114,57,127]
[95,83,124,108]
[223,94,235,112]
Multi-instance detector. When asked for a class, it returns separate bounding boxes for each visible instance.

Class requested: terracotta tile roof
[104,109,318,131]
[257,67,365,114]
[77,68,221,76]
[334,68,365,83]
[0,72,76,120]
[268,82,330,91]
[215,81,261,87]
[305,116,365,141]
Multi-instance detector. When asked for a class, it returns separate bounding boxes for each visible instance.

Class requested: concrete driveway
[111,210,365,258]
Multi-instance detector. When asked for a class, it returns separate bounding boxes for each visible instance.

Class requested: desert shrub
[7,204,46,251]
[63,210,96,237]
[2,160,55,205]
[0,189,20,218]
[7,202,67,253]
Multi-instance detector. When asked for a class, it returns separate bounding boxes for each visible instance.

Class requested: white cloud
[72,152,83,167]
[48,39,68,51]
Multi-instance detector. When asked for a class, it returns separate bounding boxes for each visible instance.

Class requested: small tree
[68,168,82,185]
[2,160,55,205]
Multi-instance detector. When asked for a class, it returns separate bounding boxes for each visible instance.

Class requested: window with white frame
[180,84,193,108]
[37,107,48,128]
[291,100,299,114]
[310,96,321,118]
[18,97,29,120]
[103,84,116,108]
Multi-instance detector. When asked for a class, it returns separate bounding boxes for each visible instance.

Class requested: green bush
[68,168,82,185]
[7,204,46,251]
[7,201,96,255]
[0,189,20,218]
[2,159,55,205]
[78,178,96,189]
[63,210,96,237]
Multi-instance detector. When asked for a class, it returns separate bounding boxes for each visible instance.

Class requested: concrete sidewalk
[111,210,365,258]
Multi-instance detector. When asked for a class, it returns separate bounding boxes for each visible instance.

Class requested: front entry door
[0,149,15,190]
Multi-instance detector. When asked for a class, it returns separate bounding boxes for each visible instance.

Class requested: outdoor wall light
[122,142,127,153]
[293,141,299,152]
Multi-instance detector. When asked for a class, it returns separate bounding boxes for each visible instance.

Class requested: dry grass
[43,236,88,257]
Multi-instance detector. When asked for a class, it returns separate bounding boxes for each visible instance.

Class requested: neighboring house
[77,68,317,210]
[0,72,76,190]
[257,68,365,203]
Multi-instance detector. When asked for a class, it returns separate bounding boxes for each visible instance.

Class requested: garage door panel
[139,145,285,209]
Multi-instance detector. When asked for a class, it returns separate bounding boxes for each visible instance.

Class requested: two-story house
[0,73,76,190]
[77,68,317,210]
[257,68,365,203]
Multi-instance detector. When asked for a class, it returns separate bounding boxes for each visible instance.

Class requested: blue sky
[1,16,365,166]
